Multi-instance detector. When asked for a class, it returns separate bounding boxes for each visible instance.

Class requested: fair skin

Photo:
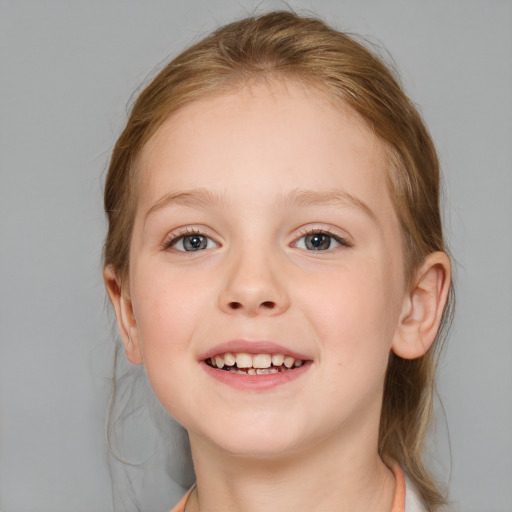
[105,81,450,512]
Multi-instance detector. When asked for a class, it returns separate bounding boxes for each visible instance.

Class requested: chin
[199,416,306,459]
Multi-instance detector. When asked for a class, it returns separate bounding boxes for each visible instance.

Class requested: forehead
[135,80,392,214]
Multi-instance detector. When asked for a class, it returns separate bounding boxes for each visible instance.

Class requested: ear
[392,252,451,359]
[103,265,144,365]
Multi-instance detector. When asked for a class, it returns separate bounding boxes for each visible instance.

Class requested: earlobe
[103,265,144,365]
[392,252,451,360]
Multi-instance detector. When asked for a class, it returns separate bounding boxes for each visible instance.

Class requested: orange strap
[169,485,194,512]
[389,462,407,512]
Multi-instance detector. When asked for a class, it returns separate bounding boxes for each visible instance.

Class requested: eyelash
[162,227,351,253]
[293,228,352,250]
[162,228,217,251]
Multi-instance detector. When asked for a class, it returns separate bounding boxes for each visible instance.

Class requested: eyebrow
[144,186,376,223]
[144,188,227,224]
[277,188,377,222]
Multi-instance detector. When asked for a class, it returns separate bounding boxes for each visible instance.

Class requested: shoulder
[169,486,195,512]
[404,473,452,512]
[404,474,428,512]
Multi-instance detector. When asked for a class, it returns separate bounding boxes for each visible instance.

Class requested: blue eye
[169,234,216,252]
[294,232,346,251]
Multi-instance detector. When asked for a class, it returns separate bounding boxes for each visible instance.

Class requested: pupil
[307,233,330,250]
[184,235,206,251]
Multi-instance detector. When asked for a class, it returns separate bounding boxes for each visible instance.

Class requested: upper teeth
[210,352,303,369]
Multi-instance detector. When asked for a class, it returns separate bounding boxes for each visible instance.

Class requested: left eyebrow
[144,188,227,225]
[277,188,377,222]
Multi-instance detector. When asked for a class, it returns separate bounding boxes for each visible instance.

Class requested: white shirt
[405,475,428,512]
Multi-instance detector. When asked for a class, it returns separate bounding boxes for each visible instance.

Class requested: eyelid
[162,226,220,250]
[292,226,353,248]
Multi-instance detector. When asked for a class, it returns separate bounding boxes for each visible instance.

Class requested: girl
[103,11,452,512]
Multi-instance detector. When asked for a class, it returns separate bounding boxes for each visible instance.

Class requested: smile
[200,341,312,390]
[206,352,305,375]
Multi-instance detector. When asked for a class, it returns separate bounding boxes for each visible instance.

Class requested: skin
[105,80,451,512]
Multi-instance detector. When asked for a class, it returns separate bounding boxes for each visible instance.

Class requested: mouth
[205,352,306,375]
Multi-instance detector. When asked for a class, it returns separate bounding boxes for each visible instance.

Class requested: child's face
[124,81,408,458]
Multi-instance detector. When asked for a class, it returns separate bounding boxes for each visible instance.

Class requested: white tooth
[215,355,225,368]
[247,368,256,375]
[256,369,266,375]
[253,354,271,369]
[224,353,236,366]
[236,353,252,368]
[283,356,295,368]
[271,354,285,366]
[294,360,303,368]
[256,368,279,375]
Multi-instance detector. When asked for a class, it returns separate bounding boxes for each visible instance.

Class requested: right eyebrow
[143,188,227,225]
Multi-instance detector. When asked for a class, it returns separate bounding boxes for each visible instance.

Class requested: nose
[218,247,290,317]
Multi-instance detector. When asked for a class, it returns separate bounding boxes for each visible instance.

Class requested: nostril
[226,300,277,311]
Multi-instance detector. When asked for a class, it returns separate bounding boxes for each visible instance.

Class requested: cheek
[130,263,209,376]
[299,260,402,365]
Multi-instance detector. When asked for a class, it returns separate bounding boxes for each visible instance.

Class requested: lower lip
[200,361,312,391]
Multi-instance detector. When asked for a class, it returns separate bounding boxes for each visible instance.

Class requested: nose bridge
[219,239,289,316]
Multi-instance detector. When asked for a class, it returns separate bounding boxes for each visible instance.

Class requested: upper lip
[199,340,311,361]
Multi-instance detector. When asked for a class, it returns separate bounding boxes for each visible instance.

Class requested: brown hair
[104,10,453,510]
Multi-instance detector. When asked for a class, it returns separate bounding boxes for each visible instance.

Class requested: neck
[185,430,395,512]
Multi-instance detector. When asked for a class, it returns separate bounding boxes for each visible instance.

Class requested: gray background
[1,0,511,511]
